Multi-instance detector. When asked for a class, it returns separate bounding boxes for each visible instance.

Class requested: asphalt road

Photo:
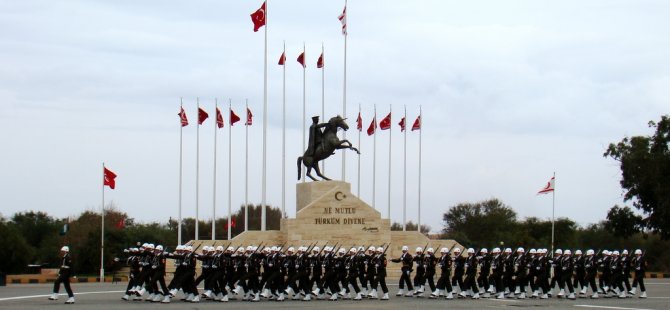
[1,280,669,309]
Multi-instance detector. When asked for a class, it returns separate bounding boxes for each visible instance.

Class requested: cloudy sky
[1,0,668,235]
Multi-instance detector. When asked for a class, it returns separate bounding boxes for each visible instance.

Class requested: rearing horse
[298,115,359,181]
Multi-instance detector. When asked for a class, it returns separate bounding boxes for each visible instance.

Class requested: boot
[329,293,337,301]
[122,294,129,301]
[396,289,404,296]
[233,285,243,295]
[472,293,480,299]
[190,295,200,303]
[590,292,599,299]
[580,287,587,295]
[532,290,539,298]
[286,287,295,296]
[138,288,146,296]
[185,293,194,302]
[381,292,389,300]
[446,292,454,300]
[618,291,627,299]
[302,294,311,301]
[558,289,565,297]
[317,293,325,300]
[277,293,285,301]
[214,293,223,301]
[541,293,548,299]
[161,295,171,303]
[221,295,229,302]
[568,293,576,300]
[361,288,367,296]
[252,293,260,302]
[369,289,378,299]
[146,293,155,301]
[404,290,414,297]
[311,288,320,296]
[65,297,75,304]
[262,289,271,298]
[49,293,59,300]
[629,287,637,295]
[430,289,439,298]
[292,292,301,300]
[640,291,647,298]
[152,294,163,302]
[204,290,212,299]
[354,293,362,300]
[518,292,526,299]
[497,292,505,299]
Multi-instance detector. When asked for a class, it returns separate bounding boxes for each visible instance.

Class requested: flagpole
[417,105,422,232]
[228,100,233,240]
[357,103,361,197]
[212,99,218,240]
[100,162,105,282]
[261,0,268,232]
[321,42,325,174]
[281,41,286,219]
[551,171,556,254]
[387,104,392,220]
[245,99,249,235]
[342,0,348,181]
[372,104,376,210]
[403,105,407,231]
[302,42,306,183]
[178,98,184,245]
[195,97,200,240]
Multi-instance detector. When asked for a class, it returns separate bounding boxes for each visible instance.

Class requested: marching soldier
[451,248,465,295]
[609,250,626,298]
[433,247,454,299]
[573,250,588,296]
[621,250,632,294]
[630,249,647,298]
[121,247,141,301]
[412,247,426,297]
[308,246,324,299]
[477,248,491,298]
[560,249,576,299]
[489,248,505,298]
[391,245,414,297]
[370,246,390,300]
[344,248,363,300]
[584,249,600,298]
[514,247,528,299]
[503,248,515,296]
[150,245,169,302]
[423,248,438,298]
[461,248,480,299]
[49,246,75,304]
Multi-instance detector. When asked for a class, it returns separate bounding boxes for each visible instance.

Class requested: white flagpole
[261,0,268,232]
[212,99,218,240]
[100,162,105,282]
[245,99,250,233]
[321,42,325,174]
[282,41,286,218]
[551,171,556,254]
[357,103,361,197]
[178,98,184,245]
[342,0,348,181]
[195,97,200,240]
[403,105,407,231]
[372,104,376,210]
[228,100,233,240]
[387,104,392,220]
[417,105,422,232]
[302,42,306,183]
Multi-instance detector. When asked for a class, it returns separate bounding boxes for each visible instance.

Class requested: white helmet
[176,245,184,251]
[312,246,320,252]
[216,246,224,251]
[246,246,254,252]
[376,247,384,253]
[416,247,423,253]
[141,243,149,248]
[186,246,193,252]
[358,246,365,252]
[350,247,358,253]
[402,245,409,252]
[156,245,164,251]
[555,249,563,255]
[338,248,346,254]
[517,247,525,253]
[236,247,244,253]
[564,249,571,255]
[453,248,462,253]
[529,249,537,254]
[60,246,70,252]
[586,249,594,256]
[622,249,629,255]
[147,243,155,249]
[504,248,512,253]
[634,249,642,255]
[440,248,449,254]
[612,250,620,256]
[467,248,475,254]
[575,250,582,255]
[287,247,295,253]
[427,248,434,253]
[227,246,235,252]
[492,248,501,254]
[480,248,488,254]
[368,246,376,252]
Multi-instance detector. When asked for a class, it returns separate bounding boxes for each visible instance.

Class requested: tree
[390,221,431,234]
[604,205,644,239]
[442,199,518,247]
[604,115,670,239]
[9,211,62,265]
[0,217,34,274]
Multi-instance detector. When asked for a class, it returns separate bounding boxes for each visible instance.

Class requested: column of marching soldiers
[118,242,649,303]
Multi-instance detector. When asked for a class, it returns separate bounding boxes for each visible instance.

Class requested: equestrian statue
[298,115,359,181]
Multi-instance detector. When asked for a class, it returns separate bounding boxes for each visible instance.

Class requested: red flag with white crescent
[178,107,189,127]
[398,117,406,132]
[278,52,286,65]
[317,53,324,68]
[216,107,224,128]
[379,113,392,130]
[411,115,421,131]
[103,167,117,189]
[356,112,362,131]
[537,176,555,195]
[230,109,241,126]
[297,52,306,68]
[338,6,347,35]
[245,108,253,126]
[198,107,209,125]
[367,117,377,136]
[250,2,266,32]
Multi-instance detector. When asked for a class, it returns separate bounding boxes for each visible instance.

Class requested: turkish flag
[245,108,253,126]
[297,52,306,68]
[398,117,406,132]
[198,107,209,125]
[230,109,241,126]
[216,107,224,128]
[367,117,377,136]
[103,167,117,189]
[379,113,392,130]
[317,53,324,68]
[250,2,266,32]
[278,51,286,65]
[411,115,421,131]
[116,218,125,229]
[356,112,362,131]
[225,218,236,229]
[338,6,347,35]
[178,107,188,127]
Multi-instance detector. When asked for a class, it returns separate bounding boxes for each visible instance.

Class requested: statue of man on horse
[298,115,359,181]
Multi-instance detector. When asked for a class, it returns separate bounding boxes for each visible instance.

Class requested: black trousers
[586,271,598,292]
[399,266,414,290]
[53,274,74,297]
[371,273,388,293]
[425,270,436,291]
[560,271,574,293]
[125,271,139,294]
[436,269,453,292]
[632,271,645,292]
[413,267,425,288]
[464,273,479,292]
[477,272,489,292]
[151,270,169,295]
[573,271,586,290]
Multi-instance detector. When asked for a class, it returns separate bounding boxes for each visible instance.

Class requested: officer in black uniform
[462,248,480,299]
[122,247,141,301]
[391,245,414,296]
[433,247,454,299]
[370,246,389,300]
[477,248,491,297]
[49,246,75,304]
[630,249,647,298]
[411,247,426,296]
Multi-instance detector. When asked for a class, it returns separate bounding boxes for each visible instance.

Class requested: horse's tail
[297,156,303,180]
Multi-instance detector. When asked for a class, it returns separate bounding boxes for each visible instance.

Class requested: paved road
[1,280,669,309]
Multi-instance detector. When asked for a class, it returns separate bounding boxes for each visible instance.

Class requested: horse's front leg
[336,140,360,154]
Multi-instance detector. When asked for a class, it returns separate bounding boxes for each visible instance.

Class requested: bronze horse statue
[298,115,359,181]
